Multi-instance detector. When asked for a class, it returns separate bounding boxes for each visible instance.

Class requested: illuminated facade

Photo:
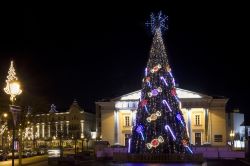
[23,100,96,148]
[96,88,228,147]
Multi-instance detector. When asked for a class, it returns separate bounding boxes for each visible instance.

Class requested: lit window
[195,115,200,125]
[125,116,130,127]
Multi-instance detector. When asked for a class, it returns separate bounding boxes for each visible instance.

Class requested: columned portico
[96,88,228,147]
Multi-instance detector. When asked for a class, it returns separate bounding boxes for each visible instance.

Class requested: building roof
[111,88,213,101]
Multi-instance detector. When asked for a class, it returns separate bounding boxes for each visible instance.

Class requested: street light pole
[4,61,22,166]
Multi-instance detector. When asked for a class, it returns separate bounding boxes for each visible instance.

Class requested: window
[214,135,223,142]
[125,116,130,127]
[195,115,200,125]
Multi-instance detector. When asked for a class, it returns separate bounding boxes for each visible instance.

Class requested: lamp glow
[4,61,22,103]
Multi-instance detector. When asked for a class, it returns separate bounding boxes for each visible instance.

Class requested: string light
[160,76,168,86]
[162,100,173,112]
[165,125,176,140]
[136,125,145,140]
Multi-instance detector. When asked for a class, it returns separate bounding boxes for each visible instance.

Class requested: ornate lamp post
[230,130,235,150]
[4,61,22,166]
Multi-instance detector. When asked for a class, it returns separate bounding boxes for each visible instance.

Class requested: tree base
[113,152,204,163]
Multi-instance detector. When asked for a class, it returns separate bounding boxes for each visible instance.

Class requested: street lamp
[230,130,235,150]
[4,61,22,166]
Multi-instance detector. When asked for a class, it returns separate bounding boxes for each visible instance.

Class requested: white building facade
[96,88,228,147]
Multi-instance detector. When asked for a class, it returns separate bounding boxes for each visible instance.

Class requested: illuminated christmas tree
[130,12,192,154]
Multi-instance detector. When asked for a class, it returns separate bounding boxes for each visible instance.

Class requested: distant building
[21,100,96,149]
[96,89,228,147]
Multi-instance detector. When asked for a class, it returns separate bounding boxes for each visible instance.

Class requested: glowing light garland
[144,105,149,114]
[186,146,193,154]
[136,125,145,140]
[176,114,185,127]
[169,71,176,86]
[160,76,168,86]
[165,125,176,140]
[128,138,131,153]
[162,100,172,112]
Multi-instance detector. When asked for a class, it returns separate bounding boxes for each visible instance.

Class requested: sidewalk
[0,155,48,166]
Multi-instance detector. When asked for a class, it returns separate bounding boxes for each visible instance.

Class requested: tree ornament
[146,136,164,149]
[148,92,153,97]
[171,88,177,96]
[182,139,188,146]
[150,64,162,73]
[145,77,151,82]
[147,111,161,122]
[166,64,171,72]
[140,99,148,107]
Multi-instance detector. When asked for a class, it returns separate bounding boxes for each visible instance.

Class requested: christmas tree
[130,12,192,154]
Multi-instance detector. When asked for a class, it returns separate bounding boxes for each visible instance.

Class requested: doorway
[195,132,201,146]
[125,134,131,147]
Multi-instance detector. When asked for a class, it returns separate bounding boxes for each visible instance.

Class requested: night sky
[0,2,249,115]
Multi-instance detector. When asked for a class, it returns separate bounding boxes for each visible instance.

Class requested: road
[0,155,48,166]
[1,155,248,166]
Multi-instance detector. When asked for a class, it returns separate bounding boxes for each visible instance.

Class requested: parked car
[22,150,32,158]
[7,150,19,159]
[64,145,73,151]
[31,150,38,156]
[0,150,8,161]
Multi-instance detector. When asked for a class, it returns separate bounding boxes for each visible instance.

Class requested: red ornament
[151,139,159,147]
[145,77,151,82]
[171,88,177,96]
[140,99,148,107]
[182,139,188,146]
[153,66,159,72]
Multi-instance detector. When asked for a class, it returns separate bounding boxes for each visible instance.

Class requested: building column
[42,123,45,138]
[66,121,69,136]
[187,108,192,144]
[114,110,119,144]
[48,123,51,138]
[80,120,84,138]
[36,123,40,138]
[209,110,212,143]
[55,122,58,137]
[204,108,209,142]
[60,121,64,132]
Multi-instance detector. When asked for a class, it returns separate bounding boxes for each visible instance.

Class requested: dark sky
[0,1,249,114]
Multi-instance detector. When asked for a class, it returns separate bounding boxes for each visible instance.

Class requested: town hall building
[96,88,228,147]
